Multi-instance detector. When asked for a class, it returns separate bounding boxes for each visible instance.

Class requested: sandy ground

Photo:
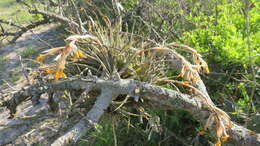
[0,24,65,88]
[0,25,67,145]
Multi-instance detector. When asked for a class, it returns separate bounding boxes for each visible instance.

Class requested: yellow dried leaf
[216,121,224,138]
[203,66,210,73]
[53,54,67,80]
[80,7,85,11]
[192,53,210,74]
[191,75,198,83]
[249,130,257,135]
[36,34,99,81]
[225,121,233,129]
[221,135,229,142]
[36,54,45,62]
[45,69,57,74]
[72,50,86,61]
[60,72,67,77]
[178,66,186,78]
[138,106,145,112]
[43,68,66,80]
[54,71,60,80]
[215,139,221,146]
[55,70,66,80]
[182,81,190,85]
[72,51,80,61]
[198,130,205,135]
[77,50,87,58]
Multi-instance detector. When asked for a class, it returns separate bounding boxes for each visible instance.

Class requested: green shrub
[181,0,259,65]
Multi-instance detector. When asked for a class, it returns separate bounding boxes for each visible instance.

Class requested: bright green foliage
[175,0,259,115]
[121,0,139,10]
[181,0,259,64]
[237,82,250,108]
[0,0,34,26]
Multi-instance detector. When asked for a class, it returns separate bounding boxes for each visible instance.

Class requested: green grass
[0,0,35,28]
[20,46,37,58]
[10,71,21,82]
[0,56,6,71]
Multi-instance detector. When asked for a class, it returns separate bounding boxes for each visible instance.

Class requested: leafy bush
[181,0,259,65]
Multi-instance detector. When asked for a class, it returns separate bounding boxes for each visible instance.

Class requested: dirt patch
[0,24,70,145]
[0,10,9,14]
[0,24,65,87]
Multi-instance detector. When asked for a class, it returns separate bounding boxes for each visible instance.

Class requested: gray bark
[0,78,259,146]
[51,88,115,145]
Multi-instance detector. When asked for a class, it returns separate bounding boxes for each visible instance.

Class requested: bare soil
[0,24,65,87]
[0,25,69,145]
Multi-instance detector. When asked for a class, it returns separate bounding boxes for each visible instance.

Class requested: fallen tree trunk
[0,1,257,146]
[51,88,116,145]
[1,77,259,145]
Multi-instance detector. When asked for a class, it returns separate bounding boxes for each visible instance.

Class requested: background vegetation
[79,1,259,145]
[0,0,259,145]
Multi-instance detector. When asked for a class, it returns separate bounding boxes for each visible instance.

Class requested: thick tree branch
[1,78,259,145]
[163,46,260,145]
[1,84,44,117]
[51,88,115,145]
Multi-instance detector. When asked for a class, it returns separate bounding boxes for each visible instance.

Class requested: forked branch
[51,88,115,145]
[1,78,259,146]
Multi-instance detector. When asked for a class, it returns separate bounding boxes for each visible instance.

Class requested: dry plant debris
[34,23,231,145]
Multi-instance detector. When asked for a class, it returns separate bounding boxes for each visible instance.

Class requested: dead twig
[69,0,86,34]
[0,19,50,43]
[19,55,31,85]
[29,9,80,32]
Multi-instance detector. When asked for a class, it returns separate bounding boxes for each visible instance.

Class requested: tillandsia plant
[35,19,232,146]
